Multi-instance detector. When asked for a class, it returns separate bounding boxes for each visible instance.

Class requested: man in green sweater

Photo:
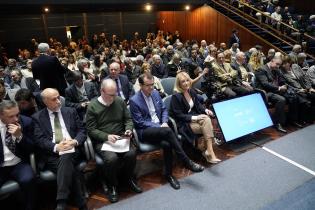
[86,79,142,203]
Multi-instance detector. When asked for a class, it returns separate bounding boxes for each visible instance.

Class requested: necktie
[5,128,16,155]
[53,112,63,143]
[115,79,121,96]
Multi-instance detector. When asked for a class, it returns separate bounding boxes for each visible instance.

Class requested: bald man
[86,79,141,203]
[32,88,87,210]
[105,62,135,103]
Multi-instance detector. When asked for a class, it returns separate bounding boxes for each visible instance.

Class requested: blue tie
[115,79,121,96]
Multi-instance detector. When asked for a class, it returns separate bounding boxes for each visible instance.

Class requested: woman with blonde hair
[247,51,263,72]
[169,71,221,163]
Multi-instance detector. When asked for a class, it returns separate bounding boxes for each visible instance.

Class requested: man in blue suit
[129,73,204,190]
[32,88,87,210]
[0,100,36,210]
[106,62,134,103]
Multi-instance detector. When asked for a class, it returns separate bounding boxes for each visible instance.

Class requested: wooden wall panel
[157,5,273,53]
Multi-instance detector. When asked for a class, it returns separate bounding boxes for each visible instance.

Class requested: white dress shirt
[141,91,160,124]
[48,109,71,152]
[0,120,21,167]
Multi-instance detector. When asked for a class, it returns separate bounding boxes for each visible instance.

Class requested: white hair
[38,43,50,53]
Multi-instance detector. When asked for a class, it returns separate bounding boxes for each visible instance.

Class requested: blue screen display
[212,93,273,142]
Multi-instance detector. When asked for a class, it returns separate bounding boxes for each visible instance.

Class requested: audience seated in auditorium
[86,79,142,203]
[255,56,302,133]
[280,56,315,124]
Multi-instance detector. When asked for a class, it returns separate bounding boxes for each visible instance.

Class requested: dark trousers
[224,85,252,97]
[44,153,85,207]
[97,145,136,187]
[0,162,36,210]
[267,92,286,124]
[141,127,190,176]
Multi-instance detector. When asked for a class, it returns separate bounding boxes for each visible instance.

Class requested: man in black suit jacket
[9,69,40,93]
[106,62,134,102]
[31,43,67,96]
[32,88,87,210]
[0,101,36,210]
[255,57,300,133]
[65,71,99,120]
[228,29,241,48]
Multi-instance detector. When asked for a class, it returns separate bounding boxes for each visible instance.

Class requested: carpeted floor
[99,125,315,210]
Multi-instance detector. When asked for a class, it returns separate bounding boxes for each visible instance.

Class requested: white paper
[101,138,130,153]
[59,147,75,155]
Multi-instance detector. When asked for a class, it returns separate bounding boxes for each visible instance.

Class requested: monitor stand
[222,133,272,153]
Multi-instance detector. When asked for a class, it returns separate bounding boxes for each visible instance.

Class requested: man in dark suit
[0,100,36,210]
[106,62,134,103]
[32,88,87,210]
[65,71,99,120]
[31,43,67,96]
[15,88,44,117]
[9,70,40,93]
[228,29,241,48]
[255,57,300,133]
[129,73,204,190]
[230,52,254,94]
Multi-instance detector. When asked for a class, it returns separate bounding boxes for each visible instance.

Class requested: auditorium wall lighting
[145,3,152,11]
[185,5,190,11]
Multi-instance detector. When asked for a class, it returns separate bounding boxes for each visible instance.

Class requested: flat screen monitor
[212,93,273,142]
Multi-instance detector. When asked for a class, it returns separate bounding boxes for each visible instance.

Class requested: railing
[211,0,315,60]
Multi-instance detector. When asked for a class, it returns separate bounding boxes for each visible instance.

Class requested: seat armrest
[86,136,95,161]
[168,117,179,136]
[83,141,90,161]
[30,153,37,175]
[132,128,140,149]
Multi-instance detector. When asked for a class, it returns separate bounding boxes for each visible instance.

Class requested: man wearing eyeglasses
[86,79,141,203]
[129,73,204,190]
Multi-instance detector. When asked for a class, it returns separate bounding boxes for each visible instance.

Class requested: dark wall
[281,0,315,14]
[0,12,157,57]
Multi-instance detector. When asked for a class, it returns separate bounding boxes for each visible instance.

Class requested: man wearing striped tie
[0,100,36,210]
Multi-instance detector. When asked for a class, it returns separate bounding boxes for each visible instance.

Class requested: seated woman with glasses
[169,71,221,164]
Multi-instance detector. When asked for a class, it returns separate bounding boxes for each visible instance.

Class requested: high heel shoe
[203,151,221,164]
[209,158,221,164]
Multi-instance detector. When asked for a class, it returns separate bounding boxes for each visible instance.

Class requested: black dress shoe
[128,179,143,193]
[165,175,180,190]
[275,123,287,133]
[185,160,204,172]
[107,186,119,203]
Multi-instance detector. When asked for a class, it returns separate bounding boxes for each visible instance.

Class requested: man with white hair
[31,43,67,96]
[151,54,167,78]
[288,44,302,64]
